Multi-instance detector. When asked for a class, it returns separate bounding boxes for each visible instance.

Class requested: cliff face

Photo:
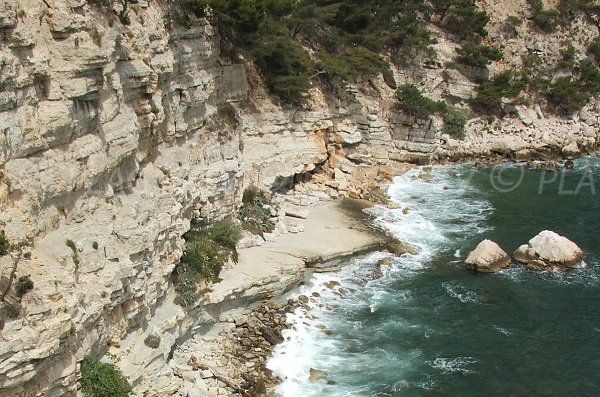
[0,0,598,396]
[0,1,408,396]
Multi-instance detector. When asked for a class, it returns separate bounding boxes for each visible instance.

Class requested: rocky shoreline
[172,301,294,397]
[167,153,599,397]
[149,197,408,397]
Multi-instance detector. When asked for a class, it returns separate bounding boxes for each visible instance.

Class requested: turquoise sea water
[267,156,600,397]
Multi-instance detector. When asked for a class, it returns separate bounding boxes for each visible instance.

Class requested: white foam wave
[430,356,477,374]
[268,165,493,396]
[493,325,511,335]
[442,281,479,303]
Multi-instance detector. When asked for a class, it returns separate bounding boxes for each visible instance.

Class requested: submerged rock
[514,230,585,270]
[465,239,511,273]
[536,161,557,172]
[564,160,575,169]
[386,240,418,256]
[308,368,328,383]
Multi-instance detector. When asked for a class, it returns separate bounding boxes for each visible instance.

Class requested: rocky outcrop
[465,239,511,273]
[514,231,586,271]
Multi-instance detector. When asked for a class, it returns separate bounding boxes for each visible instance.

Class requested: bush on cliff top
[173,0,493,101]
[81,356,132,397]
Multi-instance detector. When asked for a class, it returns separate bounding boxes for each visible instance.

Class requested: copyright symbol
[490,164,524,193]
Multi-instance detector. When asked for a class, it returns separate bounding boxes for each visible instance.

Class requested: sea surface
[267,156,600,397]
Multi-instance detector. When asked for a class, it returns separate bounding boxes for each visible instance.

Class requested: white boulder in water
[514,230,585,270]
[465,239,511,273]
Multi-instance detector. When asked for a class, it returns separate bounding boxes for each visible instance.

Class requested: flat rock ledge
[514,230,586,271]
[465,239,511,273]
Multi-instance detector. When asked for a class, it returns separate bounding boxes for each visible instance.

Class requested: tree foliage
[546,76,589,115]
[433,0,490,39]
[395,84,466,139]
[588,37,600,64]
[471,70,526,113]
[544,58,600,115]
[456,42,502,68]
[395,84,446,117]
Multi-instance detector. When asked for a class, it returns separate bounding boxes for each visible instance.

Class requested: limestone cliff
[0,0,598,396]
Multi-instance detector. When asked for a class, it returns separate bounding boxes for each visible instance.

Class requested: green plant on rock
[588,37,600,64]
[208,219,242,253]
[579,58,600,94]
[557,44,577,69]
[239,187,275,234]
[395,84,446,117]
[533,9,561,32]
[433,0,490,39]
[66,239,76,253]
[174,273,199,307]
[250,23,313,102]
[546,76,589,115]
[15,275,33,298]
[81,356,132,397]
[442,108,467,139]
[0,230,8,257]
[174,220,242,307]
[180,236,224,283]
[456,42,502,68]
[471,70,526,113]
[395,84,466,139]
[528,1,561,32]
[317,48,394,86]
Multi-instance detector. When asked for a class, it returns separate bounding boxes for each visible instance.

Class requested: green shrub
[239,186,275,234]
[317,47,394,85]
[471,70,526,112]
[174,220,241,306]
[208,219,241,252]
[395,84,446,117]
[180,237,224,283]
[578,58,600,94]
[395,84,466,139]
[15,275,33,298]
[507,15,523,26]
[434,0,490,39]
[588,37,600,64]
[534,9,561,32]
[174,274,199,307]
[546,76,589,114]
[0,303,20,319]
[242,186,264,205]
[81,356,132,397]
[456,42,502,68]
[250,25,313,102]
[0,230,8,256]
[92,241,99,250]
[443,108,467,139]
[557,44,577,69]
